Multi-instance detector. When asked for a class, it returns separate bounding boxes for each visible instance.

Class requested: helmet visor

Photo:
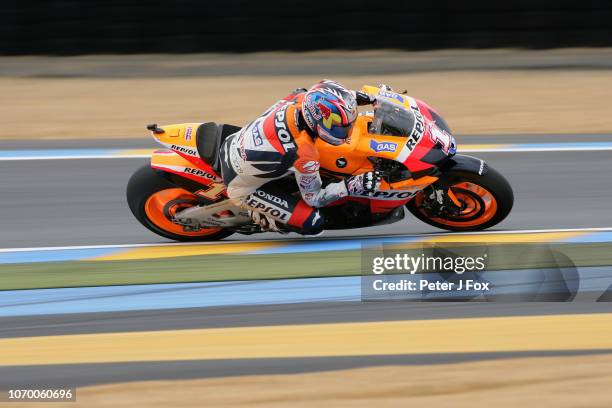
[318,123,353,145]
[328,123,352,140]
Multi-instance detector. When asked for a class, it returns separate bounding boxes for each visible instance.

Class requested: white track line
[1,227,611,253]
[0,155,150,161]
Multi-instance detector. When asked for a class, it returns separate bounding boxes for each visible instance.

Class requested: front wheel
[126,164,234,241]
[406,166,513,231]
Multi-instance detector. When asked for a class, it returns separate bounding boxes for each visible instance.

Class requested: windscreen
[369,99,416,137]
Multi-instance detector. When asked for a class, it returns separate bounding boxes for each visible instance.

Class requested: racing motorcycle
[127,85,513,241]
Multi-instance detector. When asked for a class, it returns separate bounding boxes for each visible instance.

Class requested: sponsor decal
[405,100,425,152]
[370,140,398,153]
[297,160,320,174]
[230,152,244,174]
[370,190,416,200]
[184,167,217,180]
[379,90,404,103]
[236,132,248,161]
[479,160,485,176]
[298,174,319,190]
[318,102,331,119]
[303,106,316,130]
[254,189,289,209]
[246,194,291,221]
[306,97,323,122]
[240,145,247,161]
[185,127,193,141]
[336,157,347,168]
[302,192,317,203]
[274,105,296,151]
[233,162,244,174]
[252,124,263,146]
[170,144,198,157]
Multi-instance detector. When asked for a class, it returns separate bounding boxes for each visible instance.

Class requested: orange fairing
[150,123,204,166]
[315,115,404,175]
[150,123,200,149]
[385,176,439,192]
[151,150,225,191]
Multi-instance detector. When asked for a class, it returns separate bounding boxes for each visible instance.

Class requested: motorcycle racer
[220,80,380,235]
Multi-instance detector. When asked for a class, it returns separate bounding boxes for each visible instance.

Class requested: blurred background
[1,2,612,408]
[1,0,612,139]
[2,0,612,53]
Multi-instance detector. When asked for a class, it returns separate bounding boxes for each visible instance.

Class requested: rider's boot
[249,210,290,234]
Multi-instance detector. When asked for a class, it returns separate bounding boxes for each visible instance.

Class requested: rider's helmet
[302,80,358,146]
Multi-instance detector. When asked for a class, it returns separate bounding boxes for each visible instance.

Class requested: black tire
[126,164,234,241]
[406,165,514,231]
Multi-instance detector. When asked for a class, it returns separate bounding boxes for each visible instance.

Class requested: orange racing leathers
[219,90,349,234]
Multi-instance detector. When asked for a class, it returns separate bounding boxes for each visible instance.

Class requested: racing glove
[345,171,382,196]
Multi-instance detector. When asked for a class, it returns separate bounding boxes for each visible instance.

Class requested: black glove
[356,91,376,106]
[345,171,382,196]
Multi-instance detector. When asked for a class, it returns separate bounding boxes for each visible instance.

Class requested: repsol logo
[255,190,289,208]
[246,197,289,221]
[184,167,215,179]
[274,106,296,151]
[371,191,415,200]
[406,103,425,152]
[171,144,197,156]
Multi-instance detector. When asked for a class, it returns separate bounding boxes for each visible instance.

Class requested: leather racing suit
[219,89,351,235]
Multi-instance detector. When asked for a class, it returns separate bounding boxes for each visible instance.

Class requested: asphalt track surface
[1,134,612,388]
[2,303,612,389]
[1,134,612,248]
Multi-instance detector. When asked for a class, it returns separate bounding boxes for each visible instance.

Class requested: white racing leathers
[219,96,348,234]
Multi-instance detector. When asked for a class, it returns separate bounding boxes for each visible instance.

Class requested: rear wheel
[126,164,233,241]
[406,166,513,231]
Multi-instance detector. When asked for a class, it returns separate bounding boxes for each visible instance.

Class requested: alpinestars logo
[298,160,320,174]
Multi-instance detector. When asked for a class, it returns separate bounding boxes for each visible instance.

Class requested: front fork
[420,184,464,217]
[416,154,488,217]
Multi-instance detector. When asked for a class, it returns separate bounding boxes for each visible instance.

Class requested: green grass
[0,243,610,291]
[0,250,362,290]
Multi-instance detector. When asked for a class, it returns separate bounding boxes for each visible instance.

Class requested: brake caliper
[422,185,463,217]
